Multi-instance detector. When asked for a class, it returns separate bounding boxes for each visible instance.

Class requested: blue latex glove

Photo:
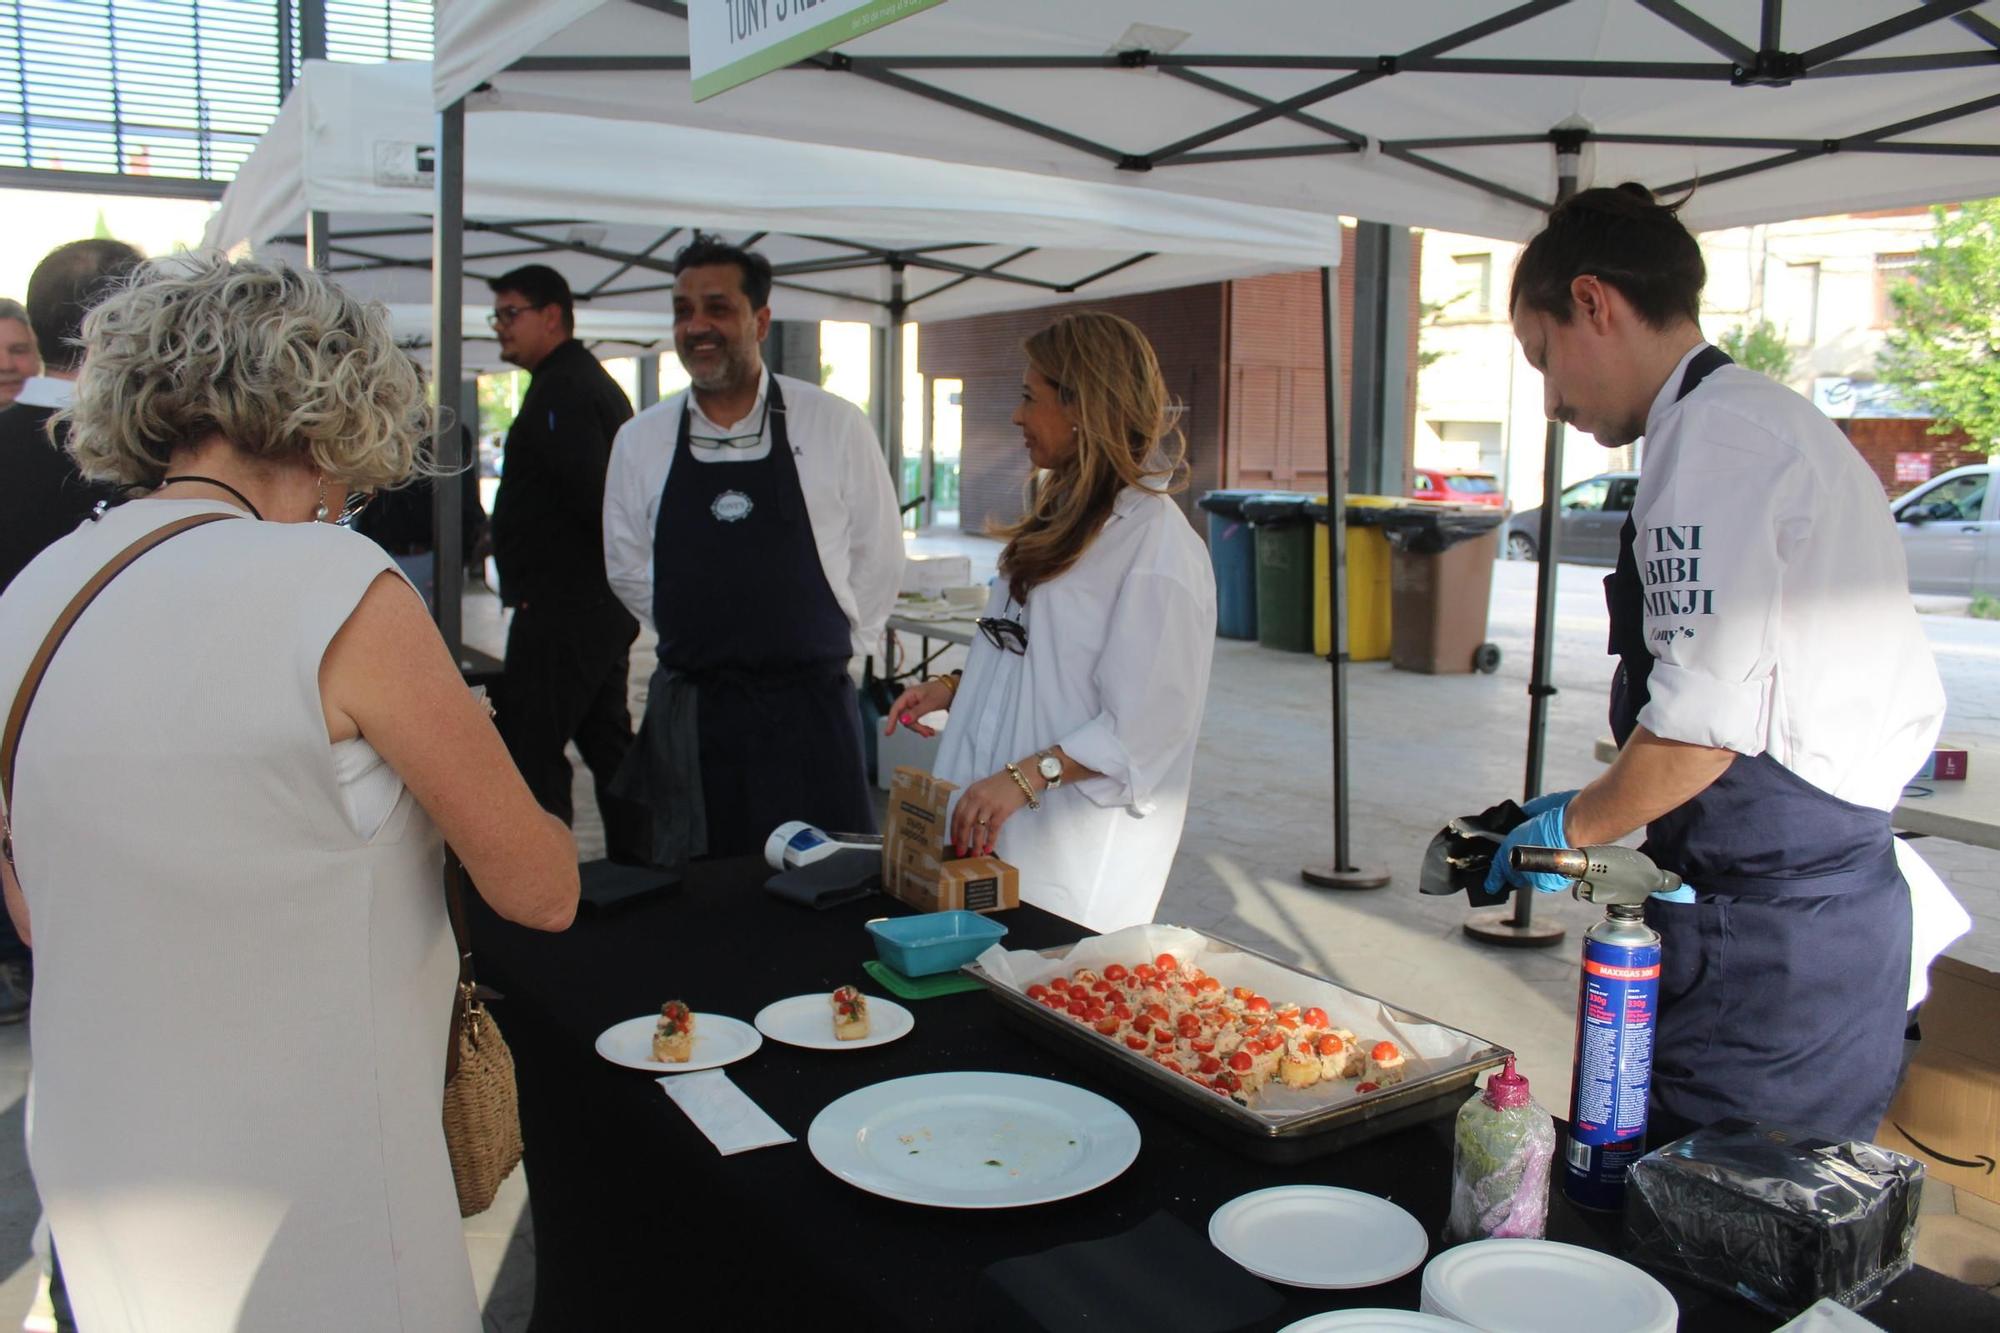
[1484,790,1579,896]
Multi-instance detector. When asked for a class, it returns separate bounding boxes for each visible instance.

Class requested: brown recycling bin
[1384,504,1504,675]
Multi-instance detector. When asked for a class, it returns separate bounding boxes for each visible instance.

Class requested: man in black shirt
[487,265,647,863]
[0,238,142,1026]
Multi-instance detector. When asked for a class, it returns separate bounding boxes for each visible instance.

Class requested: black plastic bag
[1419,800,1527,907]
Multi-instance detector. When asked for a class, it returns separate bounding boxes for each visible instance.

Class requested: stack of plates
[1280,1313,1475,1332]
[1419,1240,1677,1333]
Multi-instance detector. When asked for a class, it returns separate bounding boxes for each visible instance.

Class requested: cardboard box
[880,766,1019,914]
[1878,955,2000,1205]
[890,855,1021,915]
[1878,1051,2000,1206]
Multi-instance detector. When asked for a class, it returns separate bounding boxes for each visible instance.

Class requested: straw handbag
[441,852,523,1216]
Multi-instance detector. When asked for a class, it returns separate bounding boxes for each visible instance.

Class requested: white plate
[754,993,915,1050]
[593,1012,762,1073]
[1279,1313,1476,1333]
[1209,1186,1429,1289]
[806,1071,1140,1208]
[1420,1239,1677,1333]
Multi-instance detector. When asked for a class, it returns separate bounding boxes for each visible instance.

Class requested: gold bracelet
[1004,762,1040,811]
[924,673,959,701]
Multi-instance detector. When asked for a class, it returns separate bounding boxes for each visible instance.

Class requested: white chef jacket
[603,369,903,658]
[934,485,1217,933]
[1632,343,1945,812]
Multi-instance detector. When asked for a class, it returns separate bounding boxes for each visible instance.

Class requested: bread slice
[831,985,870,1041]
[1279,1037,1322,1089]
[653,1001,693,1062]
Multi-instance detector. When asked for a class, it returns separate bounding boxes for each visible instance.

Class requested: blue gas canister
[1565,906,1660,1210]
[1509,844,1679,1213]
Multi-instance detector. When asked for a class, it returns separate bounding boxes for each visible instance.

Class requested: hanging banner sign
[690,0,947,101]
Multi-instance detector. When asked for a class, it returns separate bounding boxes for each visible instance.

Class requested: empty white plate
[807,1071,1139,1208]
[754,993,915,1050]
[1280,1313,1476,1333]
[594,1012,762,1073]
[1420,1239,1676,1333]
[1209,1185,1429,1289]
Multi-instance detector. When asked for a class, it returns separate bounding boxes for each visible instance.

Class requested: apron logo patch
[711,490,754,523]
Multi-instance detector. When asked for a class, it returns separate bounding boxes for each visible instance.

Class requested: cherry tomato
[1125,1036,1148,1052]
[1232,986,1256,1002]
[1102,964,1128,982]
[1094,1017,1121,1036]
[1227,1050,1253,1072]
[1188,1038,1215,1054]
[1090,980,1112,994]
[1084,1005,1106,1022]
[1154,1029,1175,1047]
[1247,996,1271,1013]
[1214,1069,1241,1093]
[1275,1011,1300,1029]
[1026,984,1049,1001]
[1134,963,1157,981]
[1158,1057,1184,1074]
[1131,1014,1154,1035]
[1301,1007,1328,1027]
[1198,1055,1222,1074]
[1050,977,1070,992]
[1371,1041,1400,1063]
[1112,1005,1133,1021]
[1198,977,1222,993]
[1154,953,1177,971]
[1176,1015,1203,1036]
[1145,1003,1170,1021]
[1067,1000,1089,1017]
[1317,1034,1345,1056]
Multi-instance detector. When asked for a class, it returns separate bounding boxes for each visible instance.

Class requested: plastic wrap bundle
[1625,1119,1924,1318]
[1448,1056,1555,1241]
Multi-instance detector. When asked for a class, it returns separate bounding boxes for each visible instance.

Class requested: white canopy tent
[435,1,2000,239]
[428,1,2000,920]
[211,60,1341,329]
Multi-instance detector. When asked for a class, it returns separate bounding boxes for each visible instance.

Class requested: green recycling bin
[1241,493,1314,653]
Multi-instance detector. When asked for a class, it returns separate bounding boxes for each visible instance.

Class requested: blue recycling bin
[1197,489,1264,640]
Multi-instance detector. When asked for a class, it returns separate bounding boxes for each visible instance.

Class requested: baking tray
[966,928,1510,1164]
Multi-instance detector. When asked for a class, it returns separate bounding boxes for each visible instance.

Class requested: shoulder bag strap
[1,512,239,871]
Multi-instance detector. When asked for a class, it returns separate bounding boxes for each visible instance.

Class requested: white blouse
[933,485,1217,932]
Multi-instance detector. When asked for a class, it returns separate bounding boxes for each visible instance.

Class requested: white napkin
[1774,1298,1885,1332]
[657,1070,796,1155]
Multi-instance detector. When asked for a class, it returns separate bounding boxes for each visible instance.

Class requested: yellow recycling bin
[1309,495,1396,662]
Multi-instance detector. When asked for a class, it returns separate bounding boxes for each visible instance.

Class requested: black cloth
[465,859,1999,1333]
[615,378,874,863]
[496,597,650,865]
[0,403,120,596]
[488,340,633,611]
[0,401,118,965]
[1604,346,1910,1144]
[350,425,486,557]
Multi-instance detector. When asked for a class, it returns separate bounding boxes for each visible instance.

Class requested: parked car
[1893,463,1997,595]
[1503,471,1639,565]
[1411,467,1507,509]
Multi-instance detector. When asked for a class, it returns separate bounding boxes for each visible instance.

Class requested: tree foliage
[1880,198,2000,455]
[1717,319,1794,381]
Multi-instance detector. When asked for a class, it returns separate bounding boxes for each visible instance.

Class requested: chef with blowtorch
[1472,184,1964,1200]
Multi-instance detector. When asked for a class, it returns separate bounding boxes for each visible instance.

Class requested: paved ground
[1,550,1994,1326]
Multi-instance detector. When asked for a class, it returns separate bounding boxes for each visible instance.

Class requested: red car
[1411,467,1507,510]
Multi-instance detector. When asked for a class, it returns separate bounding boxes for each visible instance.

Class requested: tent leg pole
[1304,263,1387,891]
[1468,144,1580,948]
[431,98,466,669]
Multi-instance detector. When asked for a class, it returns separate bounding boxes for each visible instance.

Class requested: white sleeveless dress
[0,499,478,1332]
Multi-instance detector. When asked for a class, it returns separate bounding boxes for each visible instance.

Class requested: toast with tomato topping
[831,985,870,1041]
[1366,1040,1407,1086]
[652,1001,693,1063]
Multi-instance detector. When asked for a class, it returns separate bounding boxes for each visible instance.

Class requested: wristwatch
[1036,750,1063,790]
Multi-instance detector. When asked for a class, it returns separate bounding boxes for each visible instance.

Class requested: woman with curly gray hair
[0,254,577,1331]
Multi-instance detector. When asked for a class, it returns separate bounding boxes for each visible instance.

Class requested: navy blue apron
[1607,346,1910,1144]
[617,377,876,863]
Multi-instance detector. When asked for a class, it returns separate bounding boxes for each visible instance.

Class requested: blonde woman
[0,256,577,1332]
[886,312,1216,931]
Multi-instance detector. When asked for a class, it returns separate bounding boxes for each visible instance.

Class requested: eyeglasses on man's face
[487,303,549,329]
[978,616,1027,654]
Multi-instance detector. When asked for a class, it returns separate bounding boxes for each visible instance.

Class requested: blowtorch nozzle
[1510,846,1590,879]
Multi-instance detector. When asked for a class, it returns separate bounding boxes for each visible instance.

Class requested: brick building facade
[1836,417,1988,496]
[915,229,1424,536]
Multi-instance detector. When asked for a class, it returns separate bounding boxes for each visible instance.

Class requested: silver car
[1894,464,1997,596]
[1502,471,1640,567]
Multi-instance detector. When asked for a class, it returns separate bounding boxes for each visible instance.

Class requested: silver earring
[314,476,329,523]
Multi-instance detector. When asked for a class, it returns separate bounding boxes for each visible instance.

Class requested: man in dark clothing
[487,264,648,863]
[0,238,143,1027]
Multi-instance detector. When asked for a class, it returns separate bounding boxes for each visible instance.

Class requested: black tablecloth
[469,858,2000,1332]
